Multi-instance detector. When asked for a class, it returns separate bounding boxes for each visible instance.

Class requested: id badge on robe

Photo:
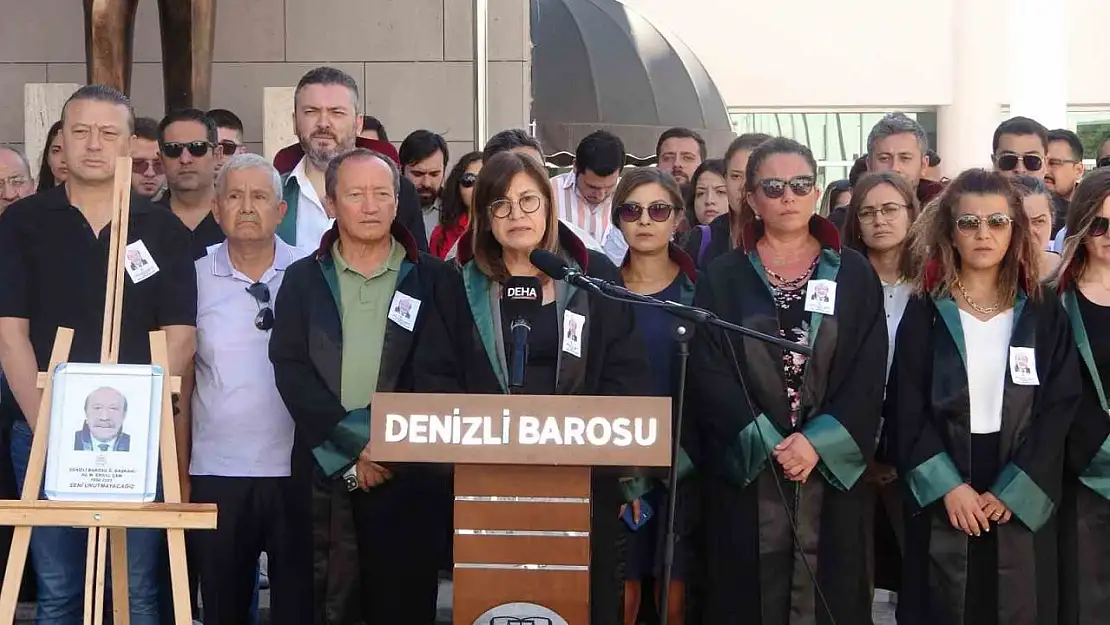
[563,310,585,358]
[804,279,837,315]
[387,292,420,332]
[1009,346,1040,386]
[124,240,160,284]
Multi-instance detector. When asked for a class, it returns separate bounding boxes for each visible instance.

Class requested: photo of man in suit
[74,386,131,452]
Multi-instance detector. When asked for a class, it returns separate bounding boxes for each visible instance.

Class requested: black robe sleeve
[989,292,1081,531]
[269,262,361,455]
[411,260,471,394]
[888,295,966,511]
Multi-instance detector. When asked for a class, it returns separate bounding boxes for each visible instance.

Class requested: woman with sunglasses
[1011,175,1062,279]
[1052,168,1110,625]
[839,171,920,597]
[686,137,887,624]
[429,151,482,260]
[887,169,1080,625]
[416,151,649,625]
[608,168,697,625]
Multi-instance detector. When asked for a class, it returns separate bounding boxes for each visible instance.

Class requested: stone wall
[0,0,531,166]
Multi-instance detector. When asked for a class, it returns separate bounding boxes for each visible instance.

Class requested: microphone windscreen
[529,248,569,281]
[502,275,543,322]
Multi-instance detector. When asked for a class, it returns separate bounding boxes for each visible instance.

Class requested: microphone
[501,276,542,388]
[528,249,594,290]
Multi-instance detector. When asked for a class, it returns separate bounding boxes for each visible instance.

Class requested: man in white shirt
[550,130,625,244]
[187,153,310,625]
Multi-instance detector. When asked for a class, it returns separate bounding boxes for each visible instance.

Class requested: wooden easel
[0,157,218,625]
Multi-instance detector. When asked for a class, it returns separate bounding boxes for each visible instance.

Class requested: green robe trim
[991,462,1055,532]
[725,413,785,488]
[906,451,964,509]
[802,413,866,490]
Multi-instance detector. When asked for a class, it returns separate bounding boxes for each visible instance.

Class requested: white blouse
[882,280,912,380]
[961,309,1014,434]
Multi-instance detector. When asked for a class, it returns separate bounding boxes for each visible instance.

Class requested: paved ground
[17,583,899,624]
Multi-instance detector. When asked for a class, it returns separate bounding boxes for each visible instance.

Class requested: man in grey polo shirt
[187,153,311,625]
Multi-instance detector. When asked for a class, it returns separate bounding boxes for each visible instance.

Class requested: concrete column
[23,83,79,177]
[937,0,1004,176]
[263,87,296,164]
[1007,0,1068,129]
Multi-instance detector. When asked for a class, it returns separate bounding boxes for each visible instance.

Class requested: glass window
[729,111,938,189]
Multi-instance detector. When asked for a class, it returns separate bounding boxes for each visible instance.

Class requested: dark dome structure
[530,0,733,159]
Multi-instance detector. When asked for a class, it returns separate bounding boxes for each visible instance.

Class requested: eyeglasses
[490,194,543,219]
[995,153,1043,172]
[756,176,816,199]
[955,212,1013,234]
[217,141,242,156]
[460,172,478,188]
[618,201,676,223]
[1090,217,1110,238]
[857,203,907,224]
[1046,158,1079,168]
[246,282,274,331]
[131,158,163,175]
[161,141,214,159]
[0,176,29,194]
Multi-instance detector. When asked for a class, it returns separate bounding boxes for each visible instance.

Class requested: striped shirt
[551,172,612,243]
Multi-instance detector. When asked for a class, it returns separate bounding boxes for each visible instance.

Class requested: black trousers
[191,475,312,625]
[304,464,443,625]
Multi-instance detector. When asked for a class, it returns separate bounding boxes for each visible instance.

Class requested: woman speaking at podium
[415,150,650,624]
[684,137,888,624]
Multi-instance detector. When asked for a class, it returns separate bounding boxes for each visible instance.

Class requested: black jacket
[681,212,733,270]
[269,221,462,477]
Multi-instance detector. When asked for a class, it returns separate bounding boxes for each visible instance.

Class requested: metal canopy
[530,0,733,158]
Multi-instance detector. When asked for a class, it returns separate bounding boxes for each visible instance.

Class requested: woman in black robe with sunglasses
[686,137,888,625]
[887,169,1080,625]
[1052,168,1110,625]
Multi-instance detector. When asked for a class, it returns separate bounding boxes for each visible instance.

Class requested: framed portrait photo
[42,362,165,503]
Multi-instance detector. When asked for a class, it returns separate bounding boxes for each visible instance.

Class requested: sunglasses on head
[955,212,1013,234]
[131,158,163,175]
[1090,217,1110,238]
[995,153,1043,172]
[246,282,274,331]
[756,176,816,199]
[161,141,213,159]
[217,140,242,156]
[460,172,478,188]
[618,201,676,223]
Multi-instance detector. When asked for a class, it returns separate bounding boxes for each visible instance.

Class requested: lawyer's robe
[1058,287,1110,625]
[887,288,1080,625]
[685,217,887,625]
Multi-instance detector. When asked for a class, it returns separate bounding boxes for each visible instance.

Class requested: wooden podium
[369,393,671,625]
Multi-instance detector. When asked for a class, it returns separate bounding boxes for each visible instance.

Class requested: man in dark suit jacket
[73,387,131,452]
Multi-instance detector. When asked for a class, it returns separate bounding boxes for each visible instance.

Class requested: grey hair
[1011,174,1049,197]
[295,66,361,114]
[0,145,32,178]
[216,153,283,200]
[867,112,928,156]
[325,149,401,200]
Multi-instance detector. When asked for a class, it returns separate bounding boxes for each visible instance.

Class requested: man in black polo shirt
[158,108,225,260]
[0,84,197,624]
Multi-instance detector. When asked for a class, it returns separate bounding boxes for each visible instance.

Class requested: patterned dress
[768,258,817,428]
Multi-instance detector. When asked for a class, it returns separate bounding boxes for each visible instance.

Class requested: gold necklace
[956,279,1000,315]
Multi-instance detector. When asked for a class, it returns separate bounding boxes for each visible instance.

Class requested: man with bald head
[74,386,130,452]
[0,146,32,214]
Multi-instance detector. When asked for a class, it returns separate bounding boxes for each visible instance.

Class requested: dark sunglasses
[246,282,274,331]
[618,201,676,223]
[132,158,163,175]
[460,172,478,188]
[162,141,213,159]
[217,140,241,156]
[1090,217,1110,238]
[955,212,1013,233]
[996,153,1043,172]
[756,176,816,199]
[1098,156,1110,169]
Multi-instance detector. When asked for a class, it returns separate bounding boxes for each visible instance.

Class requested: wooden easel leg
[84,527,98,625]
[0,527,31,623]
[110,528,131,625]
[166,529,191,625]
[93,528,109,625]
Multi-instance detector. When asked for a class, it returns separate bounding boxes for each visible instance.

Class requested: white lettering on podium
[502,410,511,444]
[564,417,585,445]
[409,414,428,443]
[611,418,632,447]
[430,413,451,443]
[461,417,484,445]
[635,418,657,446]
[586,418,612,445]
[385,414,407,442]
[452,408,461,444]
[519,416,541,444]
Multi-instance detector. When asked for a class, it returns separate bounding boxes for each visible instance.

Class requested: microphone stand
[566,270,811,625]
